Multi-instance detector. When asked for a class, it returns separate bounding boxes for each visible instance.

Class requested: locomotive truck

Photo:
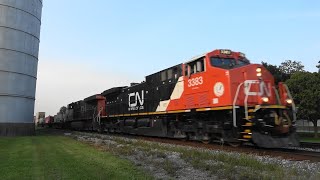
[53,49,299,148]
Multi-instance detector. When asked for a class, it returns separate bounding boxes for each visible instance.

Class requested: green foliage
[286,72,320,137]
[279,60,305,74]
[261,61,289,84]
[0,135,150,180]
[286,72,320,120]
[262,60,305,84]
[262,59,320,137]
[299,137,320,143]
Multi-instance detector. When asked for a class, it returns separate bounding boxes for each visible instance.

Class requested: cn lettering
[244,80,271,97]
[128,90,144,111]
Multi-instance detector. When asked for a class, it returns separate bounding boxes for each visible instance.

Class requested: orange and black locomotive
[54,49,299,148]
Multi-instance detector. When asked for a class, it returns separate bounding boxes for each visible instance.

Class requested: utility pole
[317,61,320,73]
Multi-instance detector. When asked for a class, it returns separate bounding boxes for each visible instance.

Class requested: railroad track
[68,129,320,162]
[276,148,320,162]
[300,142,320,149]
[278,142,320,162]
[45,128,320,162]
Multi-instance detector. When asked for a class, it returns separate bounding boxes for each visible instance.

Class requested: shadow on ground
[35,128,72,136]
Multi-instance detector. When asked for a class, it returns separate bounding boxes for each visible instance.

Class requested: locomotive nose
[240,64,270,81]
[229,64,276,105]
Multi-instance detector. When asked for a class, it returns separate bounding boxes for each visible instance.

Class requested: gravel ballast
[68,132,320,180]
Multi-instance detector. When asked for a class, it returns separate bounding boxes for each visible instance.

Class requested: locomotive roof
[101,86,127,96]
[84,94,105,102]
[184,53,207,64]
[146,63,183,78]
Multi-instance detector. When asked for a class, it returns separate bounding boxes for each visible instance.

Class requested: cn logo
[128,90,144,110]
[244,80,271,97]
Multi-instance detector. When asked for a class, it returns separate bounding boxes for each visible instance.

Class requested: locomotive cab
[214,50,297,147]
[180,49,299,147]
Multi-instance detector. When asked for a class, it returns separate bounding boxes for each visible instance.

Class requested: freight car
[44,116,54,127]
[53,49,299,148]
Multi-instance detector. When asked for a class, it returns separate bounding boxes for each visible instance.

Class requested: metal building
[0,0,43,136]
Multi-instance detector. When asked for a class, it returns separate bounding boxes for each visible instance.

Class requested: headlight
[256,67,262,73]
[257,72,262,77]
[261,97,269,103]
[286,99,293,104]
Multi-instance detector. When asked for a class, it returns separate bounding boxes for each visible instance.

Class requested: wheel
[202,140,210,144]
[227,141,242,147]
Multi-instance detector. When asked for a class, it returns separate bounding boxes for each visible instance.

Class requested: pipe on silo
[0,0,43,136]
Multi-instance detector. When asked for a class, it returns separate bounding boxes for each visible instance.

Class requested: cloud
[34,59,140,116]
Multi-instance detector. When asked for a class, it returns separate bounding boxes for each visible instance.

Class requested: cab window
[210,57,251,69]
[210,57,236,69]
[186,57,205,76]
[238,59,250,66]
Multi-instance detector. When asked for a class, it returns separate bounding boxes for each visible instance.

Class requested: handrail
[92,106,97,122]
[233,82,244,127]
[233,80,294,128]
[97,108,103,125]
[283,84,297,122]
[244,82,252,120]
[272,86,281,105]
[233,80,261,127]
[92,106,102,126]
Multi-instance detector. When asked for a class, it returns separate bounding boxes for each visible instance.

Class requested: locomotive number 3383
[188,76,203,87]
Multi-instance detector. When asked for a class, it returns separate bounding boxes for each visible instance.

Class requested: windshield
[238,59,250,66]
[210,57,250,69]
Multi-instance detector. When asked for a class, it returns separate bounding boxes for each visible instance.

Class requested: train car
[65,95,106,131]
[44,116,54,127]
[35,112,45,127]
[99,49,299,148]
[52,112,64,128]
[55,49,299,148]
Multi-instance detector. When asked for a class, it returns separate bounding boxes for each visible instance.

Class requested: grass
[0,133,151,180]
[300,137,320,143]
[162,159,178,176]
[178,149,296,179]
[298,132,320,142]
[86,135,313,180]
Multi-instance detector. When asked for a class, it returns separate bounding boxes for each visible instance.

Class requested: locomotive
[53,49,299,148]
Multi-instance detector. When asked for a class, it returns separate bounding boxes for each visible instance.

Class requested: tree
[262,61,289,84]
[279,60,305,75]
[286,72,320,138]
[59,106,67,114]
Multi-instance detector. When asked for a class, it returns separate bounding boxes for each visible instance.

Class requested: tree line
[262,60,320,138]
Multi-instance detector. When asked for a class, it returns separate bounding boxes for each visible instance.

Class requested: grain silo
[0,0,43,136]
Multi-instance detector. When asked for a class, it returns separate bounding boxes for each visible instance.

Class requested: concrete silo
[0,0,43,136]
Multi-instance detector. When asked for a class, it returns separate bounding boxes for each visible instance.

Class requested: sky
[35,0,320,115]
